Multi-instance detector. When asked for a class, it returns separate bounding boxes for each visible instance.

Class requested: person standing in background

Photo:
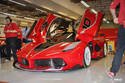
[108,0,125,78]
[22,26,31,43]
[0,46,2,63]
[4,16,20,66]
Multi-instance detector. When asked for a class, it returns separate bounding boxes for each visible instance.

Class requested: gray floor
[0,55,125,83]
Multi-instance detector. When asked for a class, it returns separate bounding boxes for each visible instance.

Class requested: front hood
[25,42,74,59]
[17,42,41,58]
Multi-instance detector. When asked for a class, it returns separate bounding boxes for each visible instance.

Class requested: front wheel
[83,46,91,67]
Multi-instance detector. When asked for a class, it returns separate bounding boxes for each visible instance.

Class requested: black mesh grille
[95,44,101,52]
[34,58,66,69]
[35,59,50,67]
[22,58,29,66]
[53,58,65,69]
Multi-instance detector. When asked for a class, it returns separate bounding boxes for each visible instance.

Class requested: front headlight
[63,42,80,52]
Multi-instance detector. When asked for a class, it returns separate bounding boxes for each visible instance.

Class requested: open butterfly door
[27,14,56,43]
[76,9,103,43]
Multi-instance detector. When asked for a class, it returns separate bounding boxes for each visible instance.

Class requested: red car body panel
[18,42,87,70]
[76,9,102,42]
[17,9,104,71]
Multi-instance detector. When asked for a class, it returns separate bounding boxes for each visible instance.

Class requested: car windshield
[35,18,76,51]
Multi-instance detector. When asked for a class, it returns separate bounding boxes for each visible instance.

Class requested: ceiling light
[54,14,62,18]
[70,16,77,20]
[24,17,36,21]
[42,6,53,11]
[81,1,90,8]
[106,21,110,24]
[36,8,42,12]
[24,0,32,3]
[103,18,107,22]
[0,12,17,17]
[35,8,46,13]
[8,0,26,6]
[58,12,68,16]
[91,9,97,14]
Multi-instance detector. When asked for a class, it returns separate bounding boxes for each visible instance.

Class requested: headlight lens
[63,42,80,52]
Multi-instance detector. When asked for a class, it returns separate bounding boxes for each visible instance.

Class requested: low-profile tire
[103,42,108,57]
[83,46,91,68]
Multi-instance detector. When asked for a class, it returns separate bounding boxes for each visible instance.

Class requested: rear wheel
[103,42,108,57]
[83,46,91,67]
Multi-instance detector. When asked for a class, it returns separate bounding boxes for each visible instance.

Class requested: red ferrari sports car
[16,9,106,71]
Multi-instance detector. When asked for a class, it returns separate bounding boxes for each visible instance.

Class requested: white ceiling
[24,0,85,19]
[0,0,113,21]
[51,0,84,15]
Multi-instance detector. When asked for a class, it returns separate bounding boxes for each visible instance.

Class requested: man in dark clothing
[0,46,2,63]
[4,16,20,66]
[108,0,125,78]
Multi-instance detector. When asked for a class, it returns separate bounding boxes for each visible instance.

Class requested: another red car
[16,9,106,71]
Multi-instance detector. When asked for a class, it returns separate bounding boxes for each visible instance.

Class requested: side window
[83,18,91,29]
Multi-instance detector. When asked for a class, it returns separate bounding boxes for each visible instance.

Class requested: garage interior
[0,0,125,83]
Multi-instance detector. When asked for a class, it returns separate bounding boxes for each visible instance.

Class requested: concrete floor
[0,55,125,83]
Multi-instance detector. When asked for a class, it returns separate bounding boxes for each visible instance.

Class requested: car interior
[35,18,76,51]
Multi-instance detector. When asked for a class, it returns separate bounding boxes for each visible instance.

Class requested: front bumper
[17,58,67,72]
